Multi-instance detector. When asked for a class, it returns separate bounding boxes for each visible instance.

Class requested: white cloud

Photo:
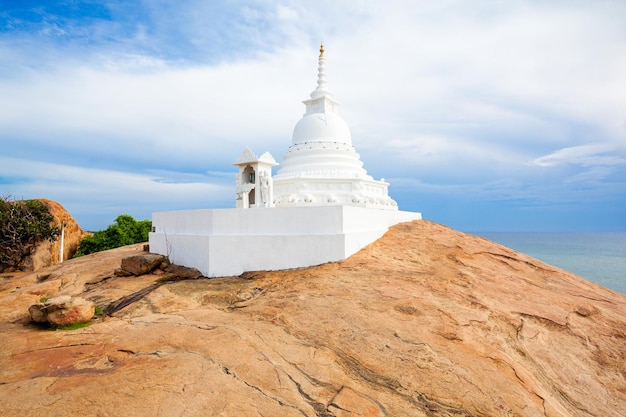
[275,5,299,21]
[1,0,626,230]
[530,144,626,168]
[326,1,626,150]
[0,156,232,229]
[0,49,313,167]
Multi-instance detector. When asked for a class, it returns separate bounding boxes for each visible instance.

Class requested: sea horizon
[474,231,626,295]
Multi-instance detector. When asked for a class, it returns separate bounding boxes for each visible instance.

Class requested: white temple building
[272,44,397,209]
[149,44,421,277]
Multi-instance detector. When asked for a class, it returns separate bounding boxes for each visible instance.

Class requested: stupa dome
[272,43,398,210]
[292,112,352,145]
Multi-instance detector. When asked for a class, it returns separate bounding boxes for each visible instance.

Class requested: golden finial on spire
[319,42,324,57]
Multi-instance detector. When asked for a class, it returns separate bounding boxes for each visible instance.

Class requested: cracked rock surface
[0,220,624,416]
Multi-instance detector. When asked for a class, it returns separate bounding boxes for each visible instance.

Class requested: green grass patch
[51,321,93,331]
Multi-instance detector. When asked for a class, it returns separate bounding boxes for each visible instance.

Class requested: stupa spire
[311,42,331,99]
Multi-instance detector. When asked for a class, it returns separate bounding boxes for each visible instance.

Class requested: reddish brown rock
[120,254,166,276]
[0,221,624,417]
[28,295,94,325]
[18,199,88,271]
[162,263,203,279]
[113,267,133,277]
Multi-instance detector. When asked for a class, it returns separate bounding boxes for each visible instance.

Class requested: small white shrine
[233,148,278,209]
[149,44,421,277]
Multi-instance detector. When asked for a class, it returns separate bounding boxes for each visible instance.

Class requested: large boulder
[120,254,167,276]
[18,199,88,272]
[28,295,94,325]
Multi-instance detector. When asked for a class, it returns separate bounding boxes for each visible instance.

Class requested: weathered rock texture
[19,199,87,271]
[28,295,95,325]
[120,254,167,276]
[0,221,624,417]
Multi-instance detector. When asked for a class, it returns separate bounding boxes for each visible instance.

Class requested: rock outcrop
[28,295,95,326]
[120,254,167,276]
[19,199,87,271]
[0,221,624,417]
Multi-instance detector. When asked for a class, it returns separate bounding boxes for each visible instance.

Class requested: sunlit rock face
[2,221,625,416]
[273,45,397,210]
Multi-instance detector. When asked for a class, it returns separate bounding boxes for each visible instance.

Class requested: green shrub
[0,197,60,271]
[75,214,152,257]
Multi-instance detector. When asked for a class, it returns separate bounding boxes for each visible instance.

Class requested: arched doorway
[242,165,256,207]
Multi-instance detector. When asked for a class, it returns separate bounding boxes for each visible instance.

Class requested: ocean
[474,232,626,294]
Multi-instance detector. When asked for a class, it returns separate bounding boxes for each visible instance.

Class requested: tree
[0,196,60,271]
[75,214,152,257]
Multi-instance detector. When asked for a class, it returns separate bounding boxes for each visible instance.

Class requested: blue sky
[1,0,625,232]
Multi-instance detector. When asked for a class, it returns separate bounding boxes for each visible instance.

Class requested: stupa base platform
[149,206,421,277]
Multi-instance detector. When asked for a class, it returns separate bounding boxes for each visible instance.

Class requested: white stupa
[149,44,421,277]
[273,44,397,209]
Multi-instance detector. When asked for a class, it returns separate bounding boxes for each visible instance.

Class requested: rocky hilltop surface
[0,220,624,417]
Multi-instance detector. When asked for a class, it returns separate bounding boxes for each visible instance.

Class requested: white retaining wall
[149,206,421,277]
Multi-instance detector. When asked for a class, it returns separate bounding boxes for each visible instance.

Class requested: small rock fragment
[574,304,597,317]
[114,268,133,277]
[164,264,204,280]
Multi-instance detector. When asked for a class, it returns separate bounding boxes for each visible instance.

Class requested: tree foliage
[75,214,152,257]
[0,196,60,271]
